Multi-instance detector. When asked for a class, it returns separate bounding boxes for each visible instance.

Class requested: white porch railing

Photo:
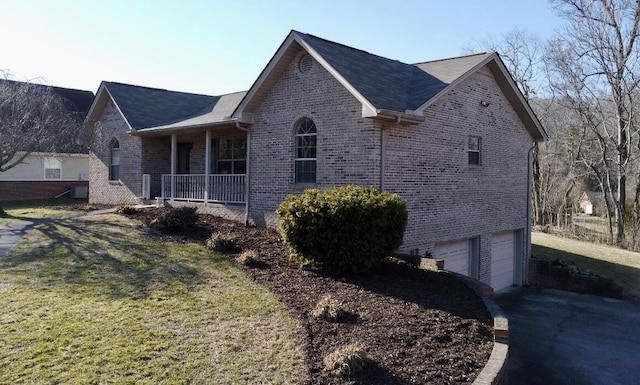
[161,174,246,204]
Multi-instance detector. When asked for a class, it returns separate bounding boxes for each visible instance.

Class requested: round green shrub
[276,185,407,273]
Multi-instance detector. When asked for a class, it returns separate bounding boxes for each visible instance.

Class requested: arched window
[294,118,316,184]
[110,139,120,180]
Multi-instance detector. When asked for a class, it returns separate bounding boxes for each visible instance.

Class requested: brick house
[85,30,547,291]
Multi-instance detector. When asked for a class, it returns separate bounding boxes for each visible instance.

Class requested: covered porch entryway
[137,122,249,205]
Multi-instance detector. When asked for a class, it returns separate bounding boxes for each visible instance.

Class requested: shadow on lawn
[0,216,207,300]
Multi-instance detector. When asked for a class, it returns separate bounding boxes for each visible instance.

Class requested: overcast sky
[1,0,564,96]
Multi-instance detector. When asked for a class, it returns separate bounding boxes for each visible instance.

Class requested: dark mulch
[126,207,494,385]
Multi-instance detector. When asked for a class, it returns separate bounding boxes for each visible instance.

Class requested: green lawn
[0,214,304,384]
[532,231,640,300]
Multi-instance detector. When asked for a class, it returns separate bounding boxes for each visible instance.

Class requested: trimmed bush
[276,185,407,273]
[206,232,238,253]
[159,206,197,230]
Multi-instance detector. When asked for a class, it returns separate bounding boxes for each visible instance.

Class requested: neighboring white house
[0,152,89,181]
[0,81,94,200]
[0,152,90,200]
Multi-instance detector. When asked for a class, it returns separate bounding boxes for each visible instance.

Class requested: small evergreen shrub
[311,295,345,322]
[324,343,369,379]
[276,185,407,273]
[159,206,197,230]
[206,232,238,253]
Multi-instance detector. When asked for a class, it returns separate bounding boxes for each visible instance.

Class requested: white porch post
[204,130,211,203]
[171,134,177,199]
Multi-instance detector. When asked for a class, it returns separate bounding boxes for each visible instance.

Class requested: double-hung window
[213,138,246,174]
[468,136,481,166]
[110,139,120,180]
[294,118,316,184]
[44,157,61,179]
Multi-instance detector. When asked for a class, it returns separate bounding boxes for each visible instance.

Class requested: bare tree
[550,0,640,245]
[0,71,87,216]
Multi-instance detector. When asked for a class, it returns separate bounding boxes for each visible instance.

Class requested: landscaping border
[396,254,510,384]
[447,272,509,385]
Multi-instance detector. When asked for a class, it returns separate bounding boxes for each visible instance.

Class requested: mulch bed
[125,207,494,384]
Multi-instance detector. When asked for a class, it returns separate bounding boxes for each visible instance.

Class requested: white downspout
[525,143,535,285]
[204,130,211,205]
[235,122,250,225]
[380,115,401,192]
[171,134,177,200]
[380,125,385,191]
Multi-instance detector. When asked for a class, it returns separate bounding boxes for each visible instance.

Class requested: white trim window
[468,136,481,166]
[110,139,120,180]
[294,118,317,184]
[213,138,246,174]
[44,157,61,179]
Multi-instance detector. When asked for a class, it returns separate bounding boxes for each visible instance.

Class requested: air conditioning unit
[71,185,88,199]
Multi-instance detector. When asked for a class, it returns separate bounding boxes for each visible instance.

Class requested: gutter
[380,115,402,191]
[128,119,238,136]
[374,109,424,124]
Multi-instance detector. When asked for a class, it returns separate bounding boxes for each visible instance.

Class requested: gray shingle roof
[299,33,477,112]
[103,82,220,130]
[143,91,247,131]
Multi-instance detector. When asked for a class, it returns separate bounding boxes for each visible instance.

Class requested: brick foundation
[0,180,89,201]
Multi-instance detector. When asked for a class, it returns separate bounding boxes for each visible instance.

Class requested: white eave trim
[367,108,425,124]
[130,119,239,136]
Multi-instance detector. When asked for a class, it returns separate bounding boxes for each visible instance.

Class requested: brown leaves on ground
[129,207,494,385]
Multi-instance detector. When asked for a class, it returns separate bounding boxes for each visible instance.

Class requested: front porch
[138,122,249,206]
[161,173,246,203]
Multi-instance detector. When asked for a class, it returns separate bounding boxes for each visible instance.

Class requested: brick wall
[248,49,379,227]
[383,69,531,285]
[246,57,532,286]
[0,180,89,201]
[89,102,141,205]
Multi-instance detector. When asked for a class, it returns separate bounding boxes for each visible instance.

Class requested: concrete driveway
[495,288,640,385]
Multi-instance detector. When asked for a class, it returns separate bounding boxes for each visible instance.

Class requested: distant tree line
[468,0,640,249]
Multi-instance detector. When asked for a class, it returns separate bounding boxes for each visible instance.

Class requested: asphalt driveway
[495,288,640,385]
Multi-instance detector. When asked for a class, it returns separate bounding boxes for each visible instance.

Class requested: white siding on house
[0,153,89,181]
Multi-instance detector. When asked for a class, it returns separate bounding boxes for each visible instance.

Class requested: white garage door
[435,239,469,276]
[491,231,514,292]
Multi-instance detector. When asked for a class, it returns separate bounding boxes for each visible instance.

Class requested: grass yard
[0,198,87,225]
[532,231,640,300]
[0,214,304,384]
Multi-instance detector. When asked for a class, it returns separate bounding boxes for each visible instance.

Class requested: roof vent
[298,53,313,74]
